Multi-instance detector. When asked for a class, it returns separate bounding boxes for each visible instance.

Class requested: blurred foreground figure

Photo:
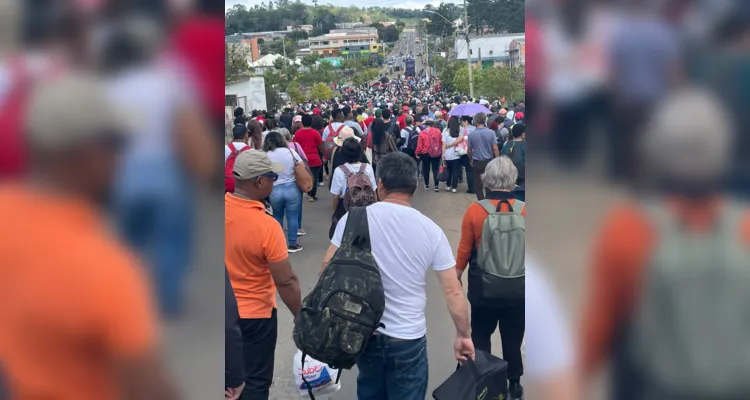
[0,74,175,399]
[580,87,750,400]
[103,11,215,318]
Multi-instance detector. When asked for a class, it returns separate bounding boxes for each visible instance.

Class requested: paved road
[267,179,501,399]
[389,29,424,76]
[159,158,613,399]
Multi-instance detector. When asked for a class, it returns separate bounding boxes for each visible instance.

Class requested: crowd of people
[224,75,532,400]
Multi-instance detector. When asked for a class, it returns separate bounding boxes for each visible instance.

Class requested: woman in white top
[328,133,377,239]
[442,116,467,193]
[263,131,305,253]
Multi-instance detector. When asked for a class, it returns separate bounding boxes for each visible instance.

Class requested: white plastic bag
[293,350,342,397]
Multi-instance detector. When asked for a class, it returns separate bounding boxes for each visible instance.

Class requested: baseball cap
[293,115,302,123]
[232,150,284,180]
[402,106,410,111]
[27,73,131,152]
[514,112,524,120]
[374,109,382,117]
[313,108,321,115]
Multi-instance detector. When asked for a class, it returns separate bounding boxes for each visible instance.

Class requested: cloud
[226,0,448,10]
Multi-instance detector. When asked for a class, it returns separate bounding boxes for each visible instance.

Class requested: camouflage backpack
[341,164,376,211]
[293,207,385,394]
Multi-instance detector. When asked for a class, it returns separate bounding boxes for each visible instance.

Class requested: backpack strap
[342,207,371,252]
[511,200,525,215]
[228,142,237,155]
[478,199,496,215]
[340,164,353,177]
[335,123,346,136]
[358,163,367,174]
[299,352,316,399]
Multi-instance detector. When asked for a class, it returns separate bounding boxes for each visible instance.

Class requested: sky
[225,0,446,10]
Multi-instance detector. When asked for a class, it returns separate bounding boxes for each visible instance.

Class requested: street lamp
[423,10,458,26]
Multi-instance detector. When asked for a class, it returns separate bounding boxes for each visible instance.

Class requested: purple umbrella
[448,103,491,117]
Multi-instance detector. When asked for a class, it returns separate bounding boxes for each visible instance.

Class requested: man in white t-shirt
[225,125,250,162]
[322,152,474,400]
[524,257,578,400]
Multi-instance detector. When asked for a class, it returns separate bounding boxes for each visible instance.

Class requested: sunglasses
[258,172,279,182]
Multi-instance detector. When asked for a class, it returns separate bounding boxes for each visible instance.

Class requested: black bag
[437,160,450,183]
[406,127,420,153]
[502,140,525,186]
[432,351,509,400]
[294,207,386,393]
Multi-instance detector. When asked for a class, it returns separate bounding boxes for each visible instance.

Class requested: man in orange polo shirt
[225,150,302,400]
[0,74,174,400]
[580,87,750,399]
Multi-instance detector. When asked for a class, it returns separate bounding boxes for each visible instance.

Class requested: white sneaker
[297,229,306,236]
[445,186,452,192]
[452,189,457,193]
[318,181,324,186]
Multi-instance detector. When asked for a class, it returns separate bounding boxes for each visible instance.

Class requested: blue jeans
[115,192,192,317]
[356,335,428,400]
[269,182,301,246]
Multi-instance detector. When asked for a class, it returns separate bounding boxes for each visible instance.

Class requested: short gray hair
[279,127,292,141]
[643,86,732,183]
[474,112,487,126]
[405,116,414,125]
[482,156,518,191]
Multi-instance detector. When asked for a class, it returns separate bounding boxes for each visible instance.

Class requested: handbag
[455,128,469,156]
[432,351,508,400]
[437,159,450,182]
[289,148,313,193]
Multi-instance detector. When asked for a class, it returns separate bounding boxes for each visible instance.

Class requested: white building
[248,54,300,75]
[454,33,524,67]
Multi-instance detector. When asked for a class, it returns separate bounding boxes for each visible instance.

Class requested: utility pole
[281,36,288,78]
[425,34,430,82]
[463,0,473,98]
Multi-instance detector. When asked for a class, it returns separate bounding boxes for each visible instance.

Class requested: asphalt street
[268,178,501,399]
[160,157,615,399]
[389,29,424,76]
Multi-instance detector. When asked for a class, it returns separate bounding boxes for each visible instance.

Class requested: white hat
[333,126,361,146]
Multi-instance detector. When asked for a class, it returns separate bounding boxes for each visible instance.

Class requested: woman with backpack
[328,136,377,239]
[455,156,526,400]
[415,118,443,192]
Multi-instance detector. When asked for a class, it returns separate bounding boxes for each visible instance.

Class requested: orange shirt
[580,198,750,376]
[456,198,527,271]
[0,186,158,400]
[225,194,288,319]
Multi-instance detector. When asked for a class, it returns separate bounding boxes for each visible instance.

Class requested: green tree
[287,80,306,103]
[226,43,250,83]
[310,82,333,101]
[301,54,318,68]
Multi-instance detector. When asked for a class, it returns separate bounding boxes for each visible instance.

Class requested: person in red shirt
[415,118,443,191]
[397,106,410,130]
[293,114,324,201]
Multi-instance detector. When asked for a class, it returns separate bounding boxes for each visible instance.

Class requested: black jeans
[460,154,475,193]
[472,159,492,201]
[420,154,441,187]
[308,166,322,198]
[239,309,278,400]
[446,158,462,189]
[471,304,525,381]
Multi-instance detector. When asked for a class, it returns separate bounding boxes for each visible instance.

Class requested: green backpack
[630,201,750,399]
[472,199,525,301]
